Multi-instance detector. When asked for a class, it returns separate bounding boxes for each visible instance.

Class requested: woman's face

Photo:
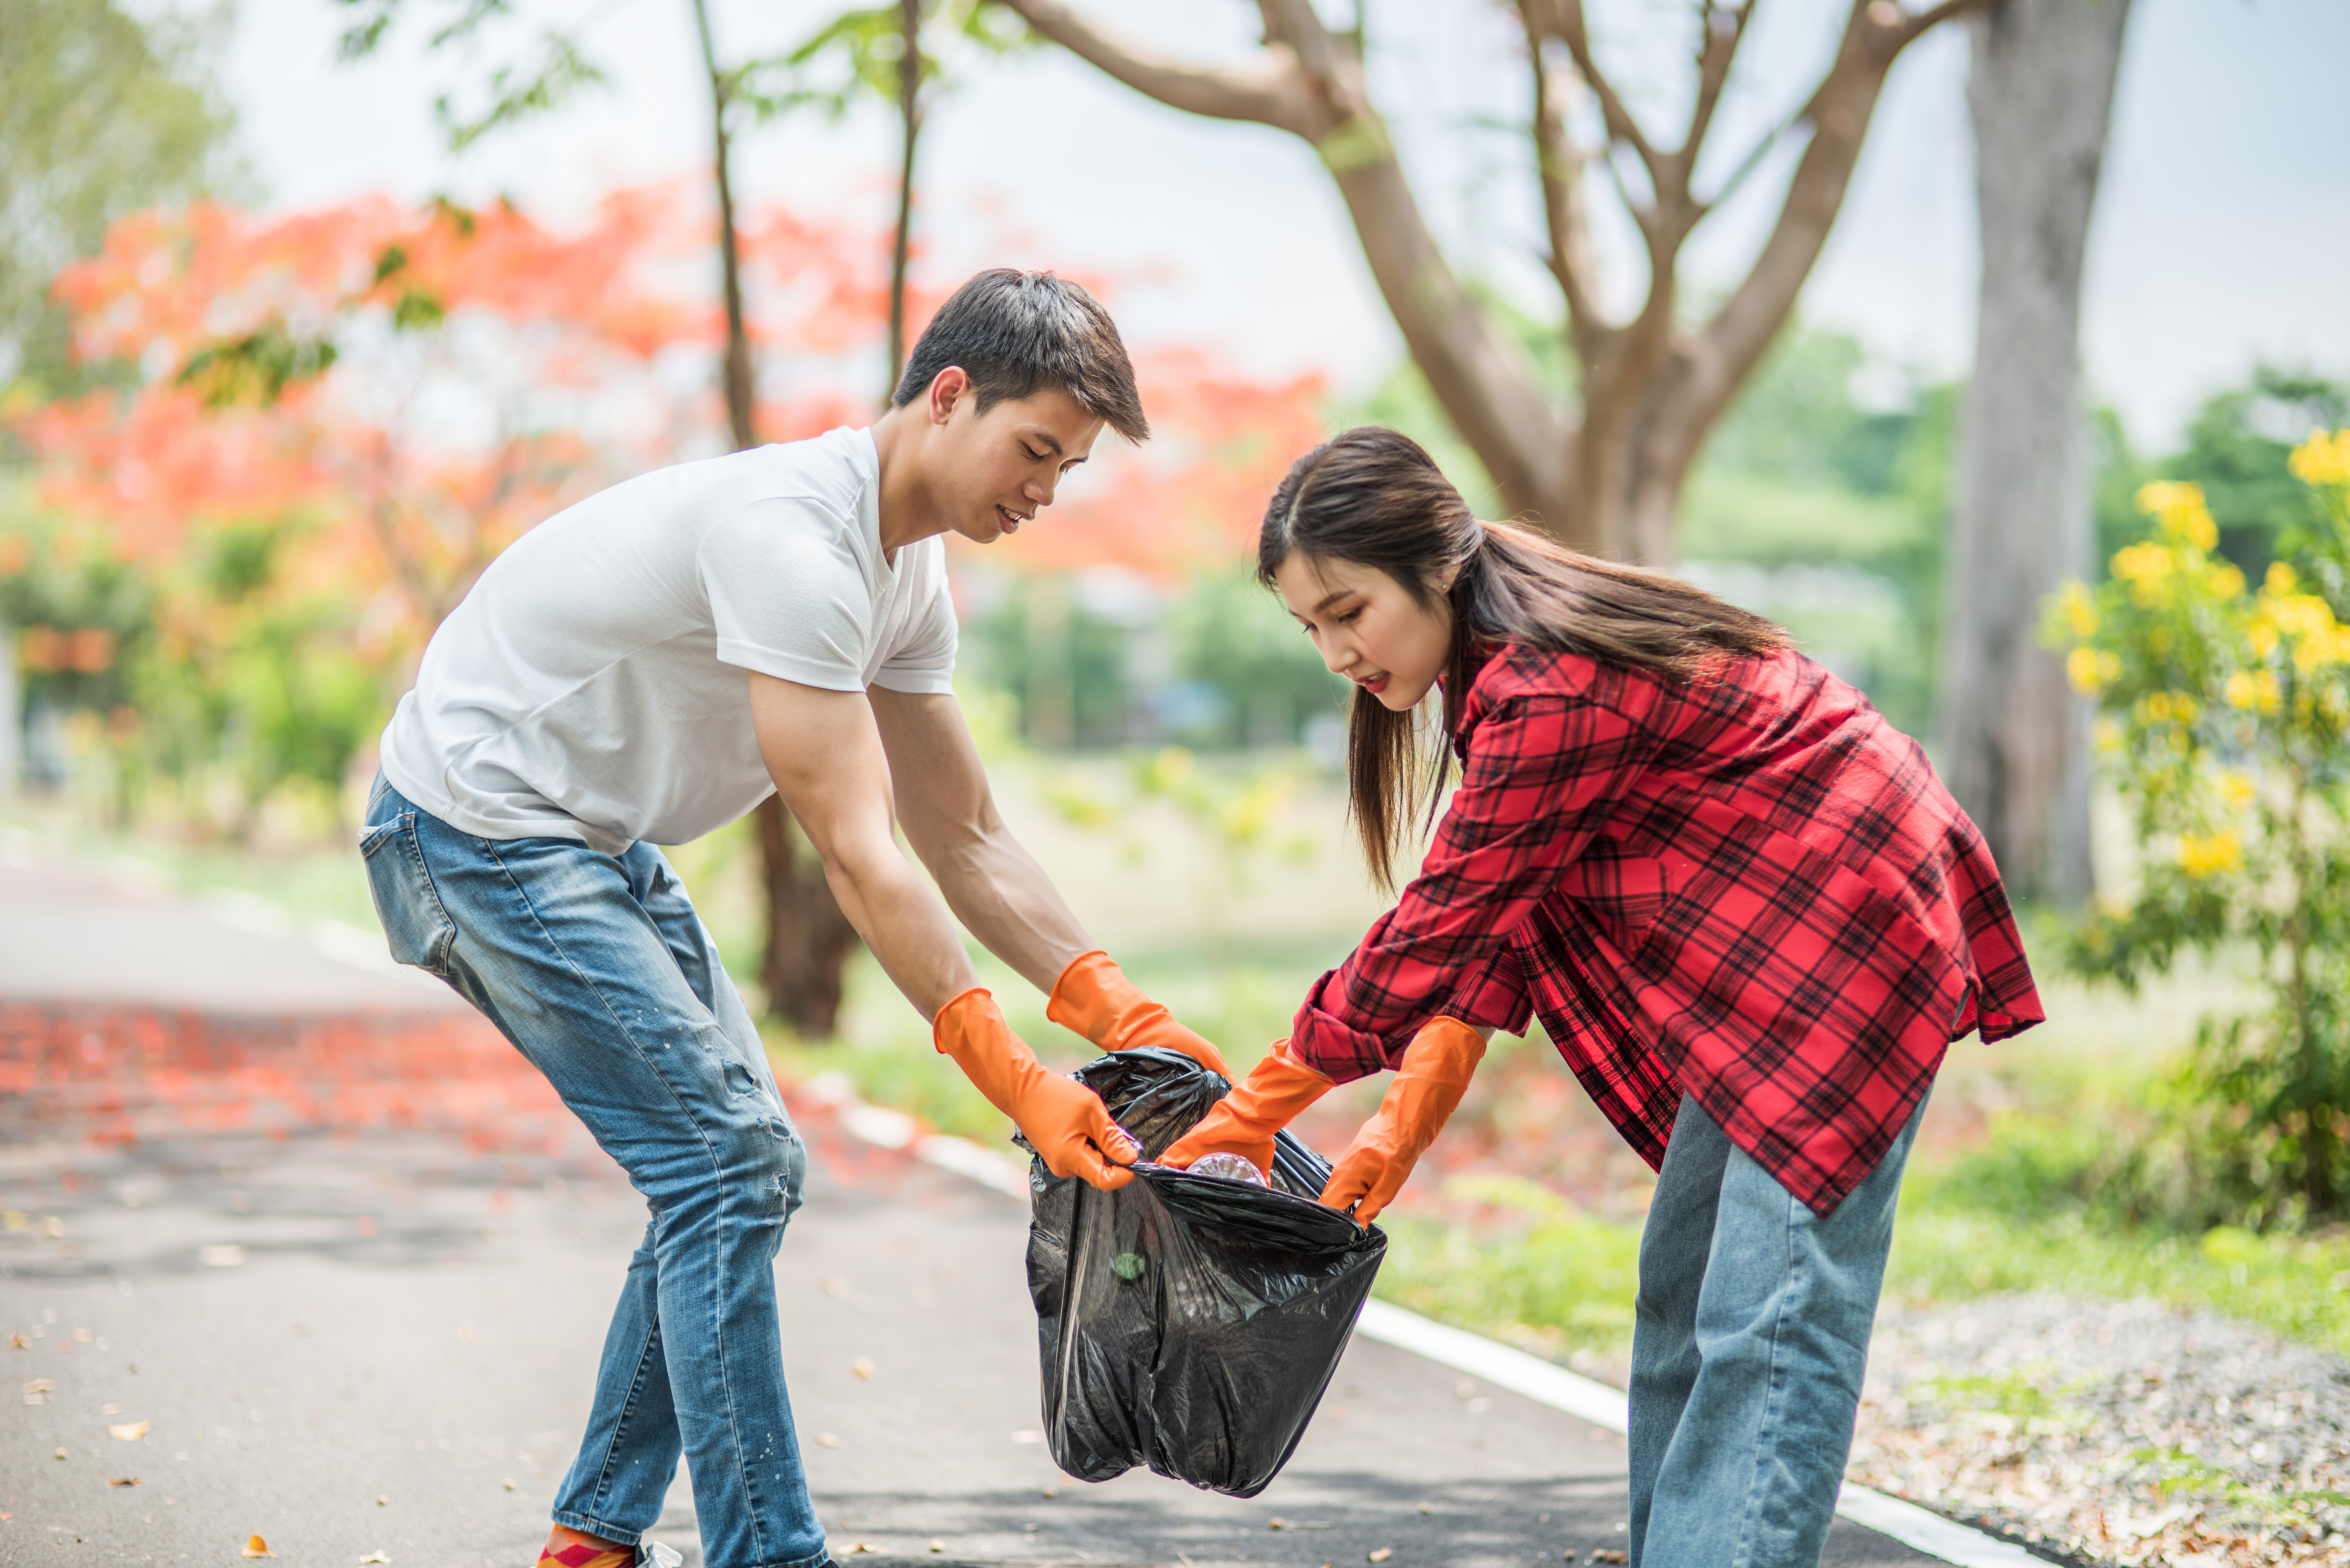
[1273,552,1454,712]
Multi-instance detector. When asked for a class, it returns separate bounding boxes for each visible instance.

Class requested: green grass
[1373,1175,1642,1362]
[1362,1144,2350,1375]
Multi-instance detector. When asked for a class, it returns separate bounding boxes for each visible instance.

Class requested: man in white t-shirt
[360,271,1229,1568]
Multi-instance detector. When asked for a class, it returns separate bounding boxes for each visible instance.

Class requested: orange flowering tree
[2058,433,2350,1222]
[7,184,885,829]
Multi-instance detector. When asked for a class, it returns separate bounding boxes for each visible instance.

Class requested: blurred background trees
[0,0,245,407]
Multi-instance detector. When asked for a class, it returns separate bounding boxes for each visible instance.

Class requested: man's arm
[748,673,982,1015]
[868,688,1233,1077]
[751,671,1139,1190]
[866,686,1089,994]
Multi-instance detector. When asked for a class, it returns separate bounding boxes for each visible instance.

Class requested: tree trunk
[691,0,861,1032]
[885,0,921,397]
[1939,0,2132,905]
[757,792,860,1037]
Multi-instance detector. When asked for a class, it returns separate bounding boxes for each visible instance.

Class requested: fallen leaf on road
[851,1357,874,1379]
[1368,1550,1393,1563]
[109,1421,150,1441]
[820,1277,848,1297]
[72,1329,92,1343]
[1010,1430,1042,1444]
[102,1404,122,1415]
[1590,1553,1627,1565]
[360,1549,390,1562]
[108,1478,140,1487]
[926,1543,943,1554]
[848,1544,873,1554]
[200,1246,246,1268]
[816,1433,841,1448]
[53,1448,66,1459]
[244,1535,272,1557]
[9,1333,28,1349]
[1560,1554,1576,1563]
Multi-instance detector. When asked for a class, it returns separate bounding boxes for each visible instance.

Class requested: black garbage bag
[1019,1047,1386,1498]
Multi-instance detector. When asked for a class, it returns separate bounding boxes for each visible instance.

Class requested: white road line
[1353,1300,2042,1568]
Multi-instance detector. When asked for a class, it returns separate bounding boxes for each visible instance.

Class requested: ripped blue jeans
[361,777,827,1568]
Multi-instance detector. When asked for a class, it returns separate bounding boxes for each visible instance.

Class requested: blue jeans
[361,778,828,1568]
[1626,1092,1926,1568]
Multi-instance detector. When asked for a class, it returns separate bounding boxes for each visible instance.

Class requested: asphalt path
[0,1106,1938,1568]
[0,848,1941,1568]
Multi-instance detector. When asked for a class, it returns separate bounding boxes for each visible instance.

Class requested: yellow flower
[2217,770,2257,810]
[2137,481,2220,549]
[2290,427,2350,489]
[2225,668,2282,714]
[2178,829,2243,879]
[2055,581,2098,639]
[2266,562,2299,596]
[2067,646,2120,694]
[2112,541,2173,585]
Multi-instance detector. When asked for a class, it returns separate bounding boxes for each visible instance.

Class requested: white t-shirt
[378,426,955,854]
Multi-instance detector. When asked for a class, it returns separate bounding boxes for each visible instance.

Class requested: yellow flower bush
[2054,432,2350,1222]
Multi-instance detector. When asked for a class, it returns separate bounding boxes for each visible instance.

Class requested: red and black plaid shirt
[1289,643,2043,1215]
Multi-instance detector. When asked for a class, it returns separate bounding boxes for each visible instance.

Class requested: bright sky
[218,0,2350,453]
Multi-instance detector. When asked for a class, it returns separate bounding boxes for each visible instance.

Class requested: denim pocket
[360,813,457,975]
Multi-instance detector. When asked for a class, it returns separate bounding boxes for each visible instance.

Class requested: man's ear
[927,366,971,427]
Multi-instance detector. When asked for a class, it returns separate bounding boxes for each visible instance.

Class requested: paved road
[0,849,1940,1568]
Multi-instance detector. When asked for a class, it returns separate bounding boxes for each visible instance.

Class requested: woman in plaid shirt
[1166,427,2043,1568]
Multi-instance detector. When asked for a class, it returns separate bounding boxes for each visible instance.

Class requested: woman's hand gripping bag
[1018,1046,1386,1498]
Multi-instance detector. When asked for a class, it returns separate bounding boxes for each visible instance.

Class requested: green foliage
[1680,331,1954,736]
[0,0,244,402]
[1167,567,1349,749]
[2058,442,2350,1222]
[964,576,1138,746]
[755,0,1025,122]
[175,324,340,409]
[2164,368,2348,578]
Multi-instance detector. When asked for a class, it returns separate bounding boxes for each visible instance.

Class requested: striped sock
[538,1542,633,1568]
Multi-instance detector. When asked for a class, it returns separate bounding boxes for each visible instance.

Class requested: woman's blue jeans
[361,778,829,1568]
[1626,1091,1926,1568]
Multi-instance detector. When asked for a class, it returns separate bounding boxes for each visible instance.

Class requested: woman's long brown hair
[1260,426,1790,891]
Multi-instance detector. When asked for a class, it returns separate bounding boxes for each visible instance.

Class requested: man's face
[928,377,1105,546]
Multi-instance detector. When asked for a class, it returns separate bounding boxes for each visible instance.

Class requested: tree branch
[994,0,1566,527]
[1687,0,1974,432]
[1679,1,1755,192]
[1529,0,1662,190]
[990,0,1309,131]
[1520,7,1603,346]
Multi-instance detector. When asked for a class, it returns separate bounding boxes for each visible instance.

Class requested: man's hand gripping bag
[1019,1047,1386,1498]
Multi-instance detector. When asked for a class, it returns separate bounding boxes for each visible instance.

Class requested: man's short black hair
[891,269,1148,442]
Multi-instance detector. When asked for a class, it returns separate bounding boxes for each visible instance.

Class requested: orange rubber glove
[934,987,1138,1191]
[1158,1039,1335,1177]
[1048,950,1233,1079]
[1319,1016,1487,1224]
